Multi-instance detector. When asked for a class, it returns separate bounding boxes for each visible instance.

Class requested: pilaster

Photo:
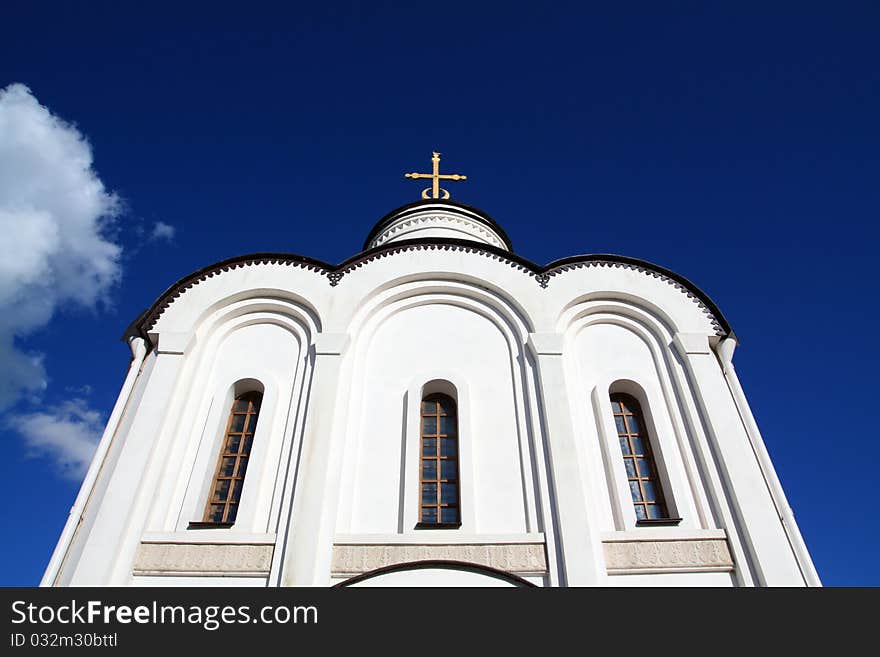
[526,332,603,585]
[280,333,350,585]
[68,350,186,584]
[673,332,805,585]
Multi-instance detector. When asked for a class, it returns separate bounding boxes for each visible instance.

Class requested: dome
[363,199,513,252]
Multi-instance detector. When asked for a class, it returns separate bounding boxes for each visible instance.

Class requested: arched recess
[143,295,319,539]
[555,287,719,342]
[347,273,535,336]
[335,560,537,587]
[558,298,714,533]
[147,279,324,339]
[335,279,548,541]
[180,289,322,340]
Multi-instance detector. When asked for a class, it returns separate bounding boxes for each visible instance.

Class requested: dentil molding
[369,213,508,250]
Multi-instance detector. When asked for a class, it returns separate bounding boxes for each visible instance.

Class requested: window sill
[414,522,462,530]
[635,518,682,527]
[187,521,235,529]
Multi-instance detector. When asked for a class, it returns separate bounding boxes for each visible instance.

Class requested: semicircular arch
[334,560,537,587]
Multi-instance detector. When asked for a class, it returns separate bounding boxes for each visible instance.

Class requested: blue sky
[0,3,877,586]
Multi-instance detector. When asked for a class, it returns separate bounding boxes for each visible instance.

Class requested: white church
[43,154,820,587]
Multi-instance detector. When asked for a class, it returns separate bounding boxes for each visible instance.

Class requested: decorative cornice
[369,213,507,250]
[363,199,515,251]
[127,240,732,340]
[543,259,725,335]
[334,243,725,335]
[334,242,536,280]
[331,542,548,577]
[602,538,734,574]
[132,542,274,577]
[133,254,331,338]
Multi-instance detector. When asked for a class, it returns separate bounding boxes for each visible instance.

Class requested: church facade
[42,168,820,586]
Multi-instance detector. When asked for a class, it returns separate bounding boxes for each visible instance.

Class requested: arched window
[611,393,669,521]
[419,393,460,527]
[203,391,262,525]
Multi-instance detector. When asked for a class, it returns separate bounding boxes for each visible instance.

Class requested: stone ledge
[603,538,734,575]
[332,542,548,577]
[133,542,274,577]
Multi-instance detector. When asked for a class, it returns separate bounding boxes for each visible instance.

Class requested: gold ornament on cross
[405,152,467,200]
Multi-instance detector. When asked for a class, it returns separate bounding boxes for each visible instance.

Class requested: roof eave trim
[124,239,732,343]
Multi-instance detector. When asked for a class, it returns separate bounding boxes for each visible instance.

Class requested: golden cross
[405,151,467,200]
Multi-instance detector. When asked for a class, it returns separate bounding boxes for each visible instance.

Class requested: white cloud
[12,399,103,480]
[150,220,176,241]
[0,83,121,409]
[0,83,122,477]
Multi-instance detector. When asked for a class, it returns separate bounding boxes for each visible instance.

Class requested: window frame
[416,393,461,529]
[610,392,681,527]
[402,375,473,533]
[196,390,262,527]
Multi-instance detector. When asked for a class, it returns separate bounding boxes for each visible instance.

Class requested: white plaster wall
[344,302,531,535]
